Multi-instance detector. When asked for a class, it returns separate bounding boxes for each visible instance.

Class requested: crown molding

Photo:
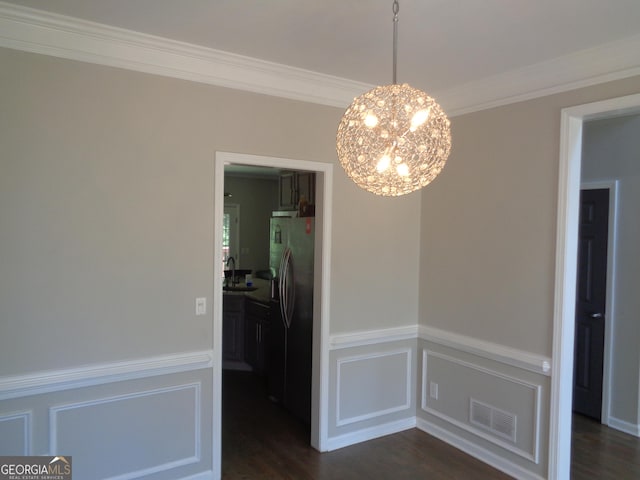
[438,34,640,116]
[0,1,371,108]
[0,1,639,115]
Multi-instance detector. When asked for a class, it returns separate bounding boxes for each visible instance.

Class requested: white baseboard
[417,418,546,480]
[608,416,640,437]
[325,417,416,452]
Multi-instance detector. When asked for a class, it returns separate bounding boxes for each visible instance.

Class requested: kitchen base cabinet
[245,299,270,374]
[223,295,245,363]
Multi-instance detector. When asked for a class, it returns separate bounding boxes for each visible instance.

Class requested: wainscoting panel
[0,411,31,455]
[0,352,213,480]
[327,339,417,449]
[417,337,550,480]
[336,348,411,426]
[50,383,200,480]
[421,349,541,462]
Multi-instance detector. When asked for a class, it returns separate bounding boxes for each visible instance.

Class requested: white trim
[416,418,546,480]
[421,349,541,464]
[213,152,333,479]
[0,410,32,455]
[1,2,639,115]
[335,348,412,427]
[0,1,369,108]
[213,158,225,480]
[439,34,640,116]
[329,325,418,349]
[50,383,201,480]
[419,325,551,376]
[328,324,551,374]
[580,180,619,426]
[0,350,212,401]
[551,93,640,480]
[325,417,416,452]
[608,416,640,438]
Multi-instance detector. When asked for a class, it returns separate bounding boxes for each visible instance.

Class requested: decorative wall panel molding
[0,350,213,400]
[0,410,31,455]
[50,383,201,480]
[421,349,541,463]
[335,348,412,427]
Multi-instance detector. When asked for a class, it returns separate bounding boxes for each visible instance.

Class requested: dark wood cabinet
[222,295,245,362]
[245,299,270,373]
[278,171,315,212]
[279,172,296,210]
[296,171,315,208]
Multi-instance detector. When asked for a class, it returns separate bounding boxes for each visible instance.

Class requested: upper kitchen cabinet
[279,171,315,214]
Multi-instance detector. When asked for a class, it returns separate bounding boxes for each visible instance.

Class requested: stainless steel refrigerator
[267,215,314,424]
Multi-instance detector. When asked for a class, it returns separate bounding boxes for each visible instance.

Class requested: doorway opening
[213,152,333,477]
[551,93,640,479]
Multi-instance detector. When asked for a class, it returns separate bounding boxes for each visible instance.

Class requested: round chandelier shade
[336,83,451,196]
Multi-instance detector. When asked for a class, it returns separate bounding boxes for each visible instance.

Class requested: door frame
[212,152,333,477]
[579,181,619,426]
[550,92,640,479]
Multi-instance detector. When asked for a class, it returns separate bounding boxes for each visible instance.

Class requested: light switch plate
[196,297,206,316]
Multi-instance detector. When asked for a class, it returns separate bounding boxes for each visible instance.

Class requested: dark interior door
[573,188,609,420]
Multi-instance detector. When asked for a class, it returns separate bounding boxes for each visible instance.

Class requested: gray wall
[0,46,422,477]
[419,76,640,357]
[0,45,421,374]
[417,76,640,477]
[582,114,640,426]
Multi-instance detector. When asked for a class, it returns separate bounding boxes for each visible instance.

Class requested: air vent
[470,398,516,442]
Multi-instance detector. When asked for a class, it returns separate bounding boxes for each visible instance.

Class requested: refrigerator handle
[278,249,287,326]
[278,247,295,329]
[285,250,295,327]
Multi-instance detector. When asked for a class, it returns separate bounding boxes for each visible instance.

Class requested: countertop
[224,278,272,304]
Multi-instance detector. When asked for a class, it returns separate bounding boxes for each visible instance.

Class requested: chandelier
[336,0,451,196]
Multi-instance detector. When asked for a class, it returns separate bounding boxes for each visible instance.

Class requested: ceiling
[2,0,640,114]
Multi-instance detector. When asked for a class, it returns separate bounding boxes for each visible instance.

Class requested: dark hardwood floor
[222,370,640,479]
[221,370,511,479]
[571,413,640,479]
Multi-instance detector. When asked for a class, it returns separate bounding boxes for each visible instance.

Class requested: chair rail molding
[419,325,551,376]
[0,350,213,401]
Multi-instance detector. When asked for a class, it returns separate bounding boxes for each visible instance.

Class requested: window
[222,204,239,274]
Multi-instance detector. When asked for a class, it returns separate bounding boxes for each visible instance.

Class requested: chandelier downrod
[392,0,399,84]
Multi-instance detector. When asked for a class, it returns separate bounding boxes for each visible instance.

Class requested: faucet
[226,256,236,286]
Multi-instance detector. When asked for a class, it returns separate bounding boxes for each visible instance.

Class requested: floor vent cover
[470,398,517,442]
